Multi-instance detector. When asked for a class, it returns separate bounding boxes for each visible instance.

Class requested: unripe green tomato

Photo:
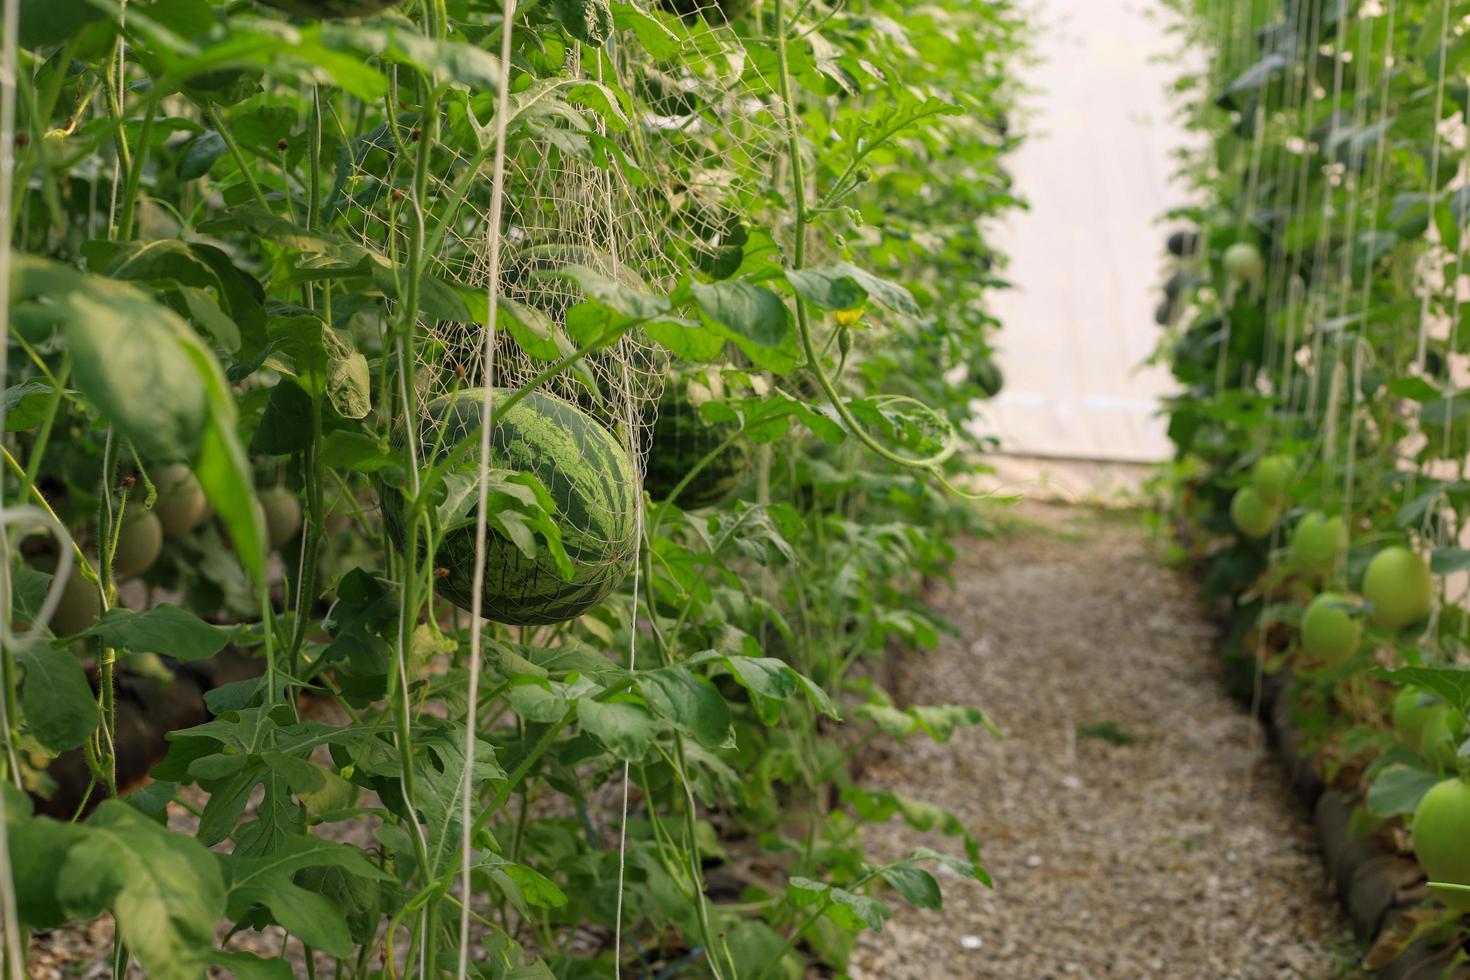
[1394,687,1443,749]
[1412,778,1470,911]
[113,511,163,581]
[152,463,209,537]
[260,487,304,549]
[47,564,100,637]
[1223,241,1264,281]
[1230,487,1279,538]
[1300,592,1362,663]
[1290,512,1346,578]
[1363,546,1434,631]
[1251,454,1292,507]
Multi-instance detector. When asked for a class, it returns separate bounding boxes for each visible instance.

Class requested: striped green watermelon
[382,389,638,626]
[642,380,747,509]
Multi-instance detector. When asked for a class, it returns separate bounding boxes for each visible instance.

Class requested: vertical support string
[0,0,24,967]
[457,2,519,976]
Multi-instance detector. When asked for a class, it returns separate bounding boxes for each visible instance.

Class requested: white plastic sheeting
[974,0,1193,463]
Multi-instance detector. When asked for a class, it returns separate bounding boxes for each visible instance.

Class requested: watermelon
[970,359,1005,399]
[642,380,747,510]
[382,389,638,626]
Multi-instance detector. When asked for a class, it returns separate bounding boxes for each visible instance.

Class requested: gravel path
[849,503,1361,980]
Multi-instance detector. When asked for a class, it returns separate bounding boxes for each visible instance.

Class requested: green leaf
[183,337,268,586]
[643,316,727,362]
[785,876,890,933]
[44,269,209,459]
[235,879,354,958]
[1377,666,1470,717]
[786,263,919,317]
[638,665,734,749]
[178,131,228,180]
[19,0,104,48]
[323,327,371,420]
[547,265,670,320]
[578,697,657,760]
[908,845,990,885]
[253,380,315,456]
[4,379,66,432]
[207,951,295,980]
[59,801,226,980]
[2,784,88,928]
[1431,548,1470,575]
[17,645,99,751]
[1367,765,1442,819]
[78,604,232,662]
[550,0,614,46]
[260,752,356,814]
[691,280,791,349]
[880,865,942,910]
[319,430,394,473]
[480,856,568,912]
[611,2,680,58]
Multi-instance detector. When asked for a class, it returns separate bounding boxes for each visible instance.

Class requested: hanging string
[456,2,520,976]
[1415,0,1453,373]
[1214,0,1273,394]
[1398,1,1452,523]
[0,0,24,963]
[587,37,646,978]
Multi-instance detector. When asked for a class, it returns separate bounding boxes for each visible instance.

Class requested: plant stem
[769,0,954,472]
[204,104,272,214]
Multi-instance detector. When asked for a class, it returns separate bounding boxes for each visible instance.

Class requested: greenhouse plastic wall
[979,0,1196,463]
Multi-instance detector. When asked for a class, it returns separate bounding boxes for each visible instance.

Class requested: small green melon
[113,511,163,581]
[1299,592,1362,663]
[1363,546,1433,631]
[1412,778,1470,911]
[1290,512,1346,578]
[1230,487,1279,538]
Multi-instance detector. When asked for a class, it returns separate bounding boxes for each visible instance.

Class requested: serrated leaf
[880,865,942,910]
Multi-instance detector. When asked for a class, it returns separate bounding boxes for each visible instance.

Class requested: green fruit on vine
[1290,512,1346,578]
[970,359,1005,398]
[642,379,748,510]
[1223,241,1264,281]
[1230,487,1279,538]
[113,510,163,581]
[381,389,638,626]
[1412,778,1470,911]
[255,0,402,17]
[1394,687,1443,749]
[1363,546,1434,630]
[47,564,100,637]
[1166,229,1199,258]
[1299,592,1362,662]
[1419,705,1466,769]
[1251,454,1291,507]
[259,487,304,549]
[152,463,209,537]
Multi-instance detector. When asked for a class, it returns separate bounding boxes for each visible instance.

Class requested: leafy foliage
[0,0,1023,975]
